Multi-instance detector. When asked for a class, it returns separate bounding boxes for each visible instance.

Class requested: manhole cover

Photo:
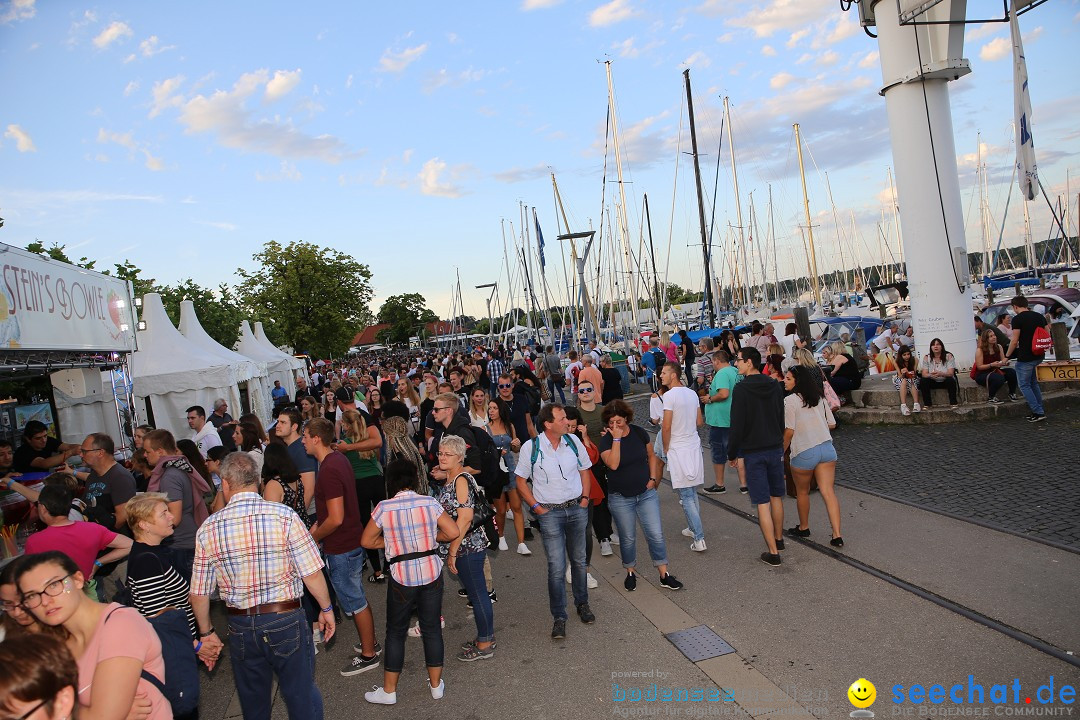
[665,624,736,662]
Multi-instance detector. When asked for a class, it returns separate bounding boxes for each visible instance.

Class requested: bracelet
[320,604,333,613]
[612,438,621,443]
[195,641,203,652]
[530,502,540,510]
[198,628,216,638]
[94,560,102,568]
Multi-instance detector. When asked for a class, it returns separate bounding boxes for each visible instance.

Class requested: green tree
[236,240,374,357]
[25,242,160,299]
[25,241,97,269]
[158,279,247,349]
[377,293,437,345]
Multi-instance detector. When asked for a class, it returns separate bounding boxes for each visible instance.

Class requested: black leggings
[920,376,959,405]
[355,474,387,574]
[974,369,1018,398]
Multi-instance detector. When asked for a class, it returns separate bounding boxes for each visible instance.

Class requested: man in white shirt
[188,405,222,458]
[659,364,706,552]
[515,404,595,639]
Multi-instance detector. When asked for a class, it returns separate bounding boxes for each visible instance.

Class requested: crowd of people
[0,295,1053,718]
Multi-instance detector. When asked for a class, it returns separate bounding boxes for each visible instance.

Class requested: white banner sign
[0,243,138,352]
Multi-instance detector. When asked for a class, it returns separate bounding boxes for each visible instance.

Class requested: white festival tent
[236,321,296,402]
[254,322,309,384]
[178,300,271,425]
[131,294,239,438]
[51,371,128,448]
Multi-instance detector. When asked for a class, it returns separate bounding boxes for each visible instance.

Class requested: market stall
[130,293,239,437]
[178,300,271,425]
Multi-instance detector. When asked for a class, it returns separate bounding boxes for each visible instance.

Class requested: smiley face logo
[848,678,876,709]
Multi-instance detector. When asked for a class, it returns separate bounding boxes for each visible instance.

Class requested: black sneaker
[352,640,383,656]
[659,574,683,591]
[988,396,1003,405]
[775,539,785,551]
[551,618,567,639]
[739,487,748,494]
[523,527,535,541]
[786,526,810,538]
[340,653,381,676]
[457,588,469,598]
[760,552,782,567]
[466,590,497,609]
[624,572,637,591]
[576,603,596,624]
[703,484,726,494]
[1027,414,1047,423]
[461,638,498,651]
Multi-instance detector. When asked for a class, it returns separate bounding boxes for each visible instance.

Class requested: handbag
[454,473,495,535]
[820,369,842,411]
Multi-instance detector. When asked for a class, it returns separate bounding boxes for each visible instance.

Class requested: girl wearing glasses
[15,550,168,719]
[0,633,78,720]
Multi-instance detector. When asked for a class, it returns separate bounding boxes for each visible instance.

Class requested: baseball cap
[335,386,356,405]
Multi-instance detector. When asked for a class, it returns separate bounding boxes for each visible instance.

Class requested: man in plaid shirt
[190,452,336,720]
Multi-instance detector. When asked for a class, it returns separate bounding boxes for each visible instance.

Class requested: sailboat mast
[725,97,750,311]
[552,173,599,343]
[769,184,779,308]
[794,123,823,308]
[643,194,663,327]
[605,61,642,350]
[824,172,849,299]
[682,68,715,328]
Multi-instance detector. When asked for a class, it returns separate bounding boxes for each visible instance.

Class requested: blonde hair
[828,341,847,357]
[438,434,466,461]
[792,348,818,370]
[767,343,783,357]
[125,492,171,535]
[340,409,375,459]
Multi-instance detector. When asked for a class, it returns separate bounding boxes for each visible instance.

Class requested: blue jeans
[227,608,322,720]
[674,488,704,542]
[535,504,589,619]
[708,426,729,466]
[384,575,443,673]
[608,489,668,569]
[547,376,566,404]
[457,550,494,642]
[1014,359,1044,415]
[324,546,369,616]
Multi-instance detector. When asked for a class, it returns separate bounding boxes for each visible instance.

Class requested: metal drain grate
[665,625,736,662]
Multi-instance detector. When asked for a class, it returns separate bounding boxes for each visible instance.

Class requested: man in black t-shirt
[1005,295,1048,422]
[12,420,80,473]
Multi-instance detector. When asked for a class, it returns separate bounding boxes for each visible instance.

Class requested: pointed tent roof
[131,293,234,395]
[254,322,308,375]
[237,320,296,398]
[178,301,264,382]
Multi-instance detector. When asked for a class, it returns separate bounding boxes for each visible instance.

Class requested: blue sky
[1,0,1077,320]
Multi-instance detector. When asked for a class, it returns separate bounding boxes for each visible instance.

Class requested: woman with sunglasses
[15,550,174,720]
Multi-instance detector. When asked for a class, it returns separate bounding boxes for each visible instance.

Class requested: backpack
[528,433,582,466]
[521,382,541,416]
[105,605,200,717]
[1032,325,1052,355]
[470,429,505,500]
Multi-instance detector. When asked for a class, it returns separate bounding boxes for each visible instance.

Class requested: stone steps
[837,389,1077,424]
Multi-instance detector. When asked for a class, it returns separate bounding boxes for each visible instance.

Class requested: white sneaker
[565,566,572,584]
[609,532,620,545]
[506,509,513,519]
[516,542,532,556]
[429,679,445,700]
[365,686,397,705]
[690,539,707,552]
[587,572,598,589]
[912,403,922,413]
[498,536,508,551]
[599,540,613,556]
[408,616,445,637]
[900,404,910,416]
[681,527,695,538]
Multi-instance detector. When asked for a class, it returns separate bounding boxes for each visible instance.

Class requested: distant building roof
[426,320,453,335]
[351,324,390,347]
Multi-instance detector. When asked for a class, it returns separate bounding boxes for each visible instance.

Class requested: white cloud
[423,66,487,93]
[858,51,879,69]
[265,69,302,101]
[589,0,639,27]
[822,15,858,46]
[198,221,237,231]
[786,28,809,48]
[729,0,833,38]
[494,163,551,183]
[97,128,136,150]
[4,124,36,152]
[615,37,639,58]
[0,0,35,24]
[965,24,999,42]
[1025,26,1043,44]
[255,160,302,181]
[149,75,185,118]
[93,21,132,50]
[402,149,413,164]
[123,80,139,97]
[346,74,353,89]
[816,50,839,66]
[717,32,734,43]
[418,157,464,197]
[761,44,777,57]
[681,50,711,68]
[142,150,164,171]
[770,72,796,90]
[378,44,428,73]
[175,70,353,163]
[980,36,1010,62]
[522,0,563,8]
[138,35,175,58]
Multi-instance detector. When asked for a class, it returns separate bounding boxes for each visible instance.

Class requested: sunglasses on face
[578,387,594,394]
[498,383,513,389]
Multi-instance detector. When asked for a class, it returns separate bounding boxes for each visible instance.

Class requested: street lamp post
[476,283,497,352]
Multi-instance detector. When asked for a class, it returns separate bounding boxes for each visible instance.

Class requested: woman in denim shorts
[782,366,844,548]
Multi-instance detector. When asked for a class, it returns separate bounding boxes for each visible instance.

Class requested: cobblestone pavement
[621,387,1080,551]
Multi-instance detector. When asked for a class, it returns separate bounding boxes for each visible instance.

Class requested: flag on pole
[533,208,546,269]
[1011,0,1038,201]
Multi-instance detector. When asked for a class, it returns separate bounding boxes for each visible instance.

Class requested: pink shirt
[78,604,171,720]
[24,522,116,578]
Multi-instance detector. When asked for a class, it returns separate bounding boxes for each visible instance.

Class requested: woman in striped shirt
[125,492,198,638]
[361,459,459,706]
